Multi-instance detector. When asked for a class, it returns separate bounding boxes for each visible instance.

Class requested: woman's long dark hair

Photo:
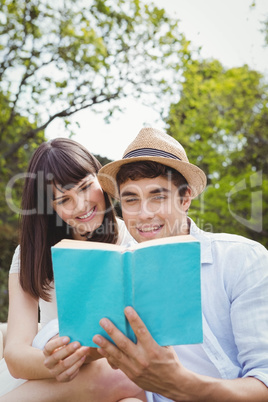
[20,138,118,301]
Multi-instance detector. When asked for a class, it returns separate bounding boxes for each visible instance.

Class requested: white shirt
[146,219,268,402]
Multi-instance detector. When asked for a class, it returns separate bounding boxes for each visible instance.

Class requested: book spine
[123,251,136,343]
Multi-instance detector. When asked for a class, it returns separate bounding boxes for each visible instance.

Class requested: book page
[53,239,125,252]
[129,234,198,251]
[52,235,198,253]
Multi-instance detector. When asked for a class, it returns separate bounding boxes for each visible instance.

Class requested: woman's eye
[56,198,69,205]
[81,182,92,191]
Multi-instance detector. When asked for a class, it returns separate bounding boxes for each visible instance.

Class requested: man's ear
[182,187,192,212]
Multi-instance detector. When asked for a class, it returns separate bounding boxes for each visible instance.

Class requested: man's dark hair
[116,161,189,200]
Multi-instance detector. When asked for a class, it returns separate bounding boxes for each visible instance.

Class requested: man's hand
[43,336,101,382]
[93,307,184,397]
[93,307,268,402]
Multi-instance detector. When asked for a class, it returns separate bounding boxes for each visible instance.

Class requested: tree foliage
[0,0,189,162]
[166,59,268,247]
[0,92,45,224]
[0,89,45,321]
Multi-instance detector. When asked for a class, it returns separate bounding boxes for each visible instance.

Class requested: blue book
[51,235,203,347]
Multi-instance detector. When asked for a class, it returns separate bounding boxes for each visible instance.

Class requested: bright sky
[46,0,268,161]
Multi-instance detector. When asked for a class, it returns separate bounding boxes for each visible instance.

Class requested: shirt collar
[189,218,213,265]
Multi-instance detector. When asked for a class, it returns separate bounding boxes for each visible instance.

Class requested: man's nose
[139,200,155,219]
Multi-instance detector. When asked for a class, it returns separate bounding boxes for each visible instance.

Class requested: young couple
[1,128,268,401]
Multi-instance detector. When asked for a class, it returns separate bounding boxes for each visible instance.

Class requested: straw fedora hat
[98,127,207,199]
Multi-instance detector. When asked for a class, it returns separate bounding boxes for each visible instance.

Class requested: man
[93,127,268,401]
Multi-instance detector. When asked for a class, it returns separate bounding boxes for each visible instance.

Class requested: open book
[51,235,203,347]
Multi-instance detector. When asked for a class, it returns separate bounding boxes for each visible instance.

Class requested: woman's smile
[76,206,97,221]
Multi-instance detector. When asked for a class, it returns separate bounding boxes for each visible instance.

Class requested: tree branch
[2,90,121,160]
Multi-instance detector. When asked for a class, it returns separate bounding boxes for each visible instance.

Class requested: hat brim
[98,156,206,199]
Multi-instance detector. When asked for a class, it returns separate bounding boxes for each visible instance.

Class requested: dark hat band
[123,148,181,161]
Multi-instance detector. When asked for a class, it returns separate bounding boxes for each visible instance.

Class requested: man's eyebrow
[120,187,170,198]
[120,191,139,198]
[149,187,170,195]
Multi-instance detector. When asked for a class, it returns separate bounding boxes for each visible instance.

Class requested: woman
[0,138,145,401]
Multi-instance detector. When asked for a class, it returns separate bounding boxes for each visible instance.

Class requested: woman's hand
[43,336,101,382]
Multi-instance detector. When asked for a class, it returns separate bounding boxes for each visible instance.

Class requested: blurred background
[0,0,267,321]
